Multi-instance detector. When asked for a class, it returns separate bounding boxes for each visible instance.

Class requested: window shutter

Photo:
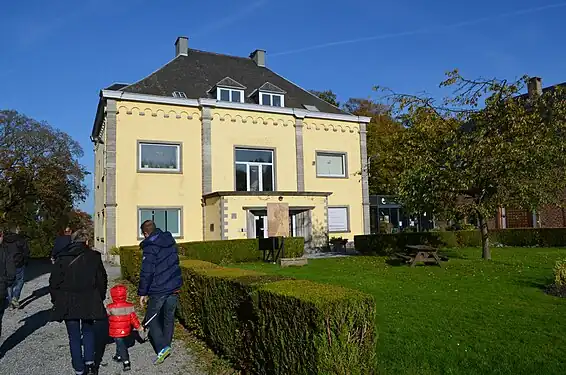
[328,207,348,232]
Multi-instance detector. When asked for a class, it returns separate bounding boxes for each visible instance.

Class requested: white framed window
[235,148,274,192]
[139,208,181,237]
[138,142,181,172]
[328,206,349,233]
[217,88,244,103]
[316,152,347,178]
[259,92,284,107]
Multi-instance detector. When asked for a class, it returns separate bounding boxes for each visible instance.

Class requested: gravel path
[0,260,203,375]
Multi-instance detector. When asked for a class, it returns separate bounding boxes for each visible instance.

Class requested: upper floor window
[235,148,274,192]
[211,77,246,103]
[316,151,347,178]
[138,142,181,173]
[218,88,244,103]
[260,92,284,107]
[254,82,286,107]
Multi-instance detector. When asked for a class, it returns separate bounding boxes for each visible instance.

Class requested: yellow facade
[93,99,367,250]
[303,118,363,238]
[113,101,203,246]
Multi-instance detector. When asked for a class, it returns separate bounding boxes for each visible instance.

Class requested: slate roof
[116,49,346,114]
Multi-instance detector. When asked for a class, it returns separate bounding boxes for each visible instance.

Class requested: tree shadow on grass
[18,286,50,309]
[0,308,51,359]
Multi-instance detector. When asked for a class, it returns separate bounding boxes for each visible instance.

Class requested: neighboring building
[492,77,566,229]
[369,195,434,233]
[91,37,371,256]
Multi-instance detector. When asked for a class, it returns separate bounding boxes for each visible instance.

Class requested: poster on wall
[267,203,289,237]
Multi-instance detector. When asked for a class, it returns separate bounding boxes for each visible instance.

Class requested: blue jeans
[8,266,25,301]
[65,319,95,374]
[145,294,178,353]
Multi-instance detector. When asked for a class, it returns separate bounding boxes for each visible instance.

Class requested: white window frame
[259,92,285,107]
[235,148,274,192]
[316,151,347,178]
[138,142,181,173]
[217,87,244,103]
[328,206,350,233]
[138,208,182,238]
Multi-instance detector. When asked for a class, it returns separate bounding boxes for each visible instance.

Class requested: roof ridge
[189,48,253,61]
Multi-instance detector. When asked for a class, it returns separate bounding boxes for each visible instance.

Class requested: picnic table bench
[394,244,445,267]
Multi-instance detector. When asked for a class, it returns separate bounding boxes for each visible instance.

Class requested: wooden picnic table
[395,244,443,267]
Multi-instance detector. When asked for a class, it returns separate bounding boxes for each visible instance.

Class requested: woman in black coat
[49,230,107,375]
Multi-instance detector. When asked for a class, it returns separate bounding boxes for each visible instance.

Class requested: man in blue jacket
[138,220,182,365]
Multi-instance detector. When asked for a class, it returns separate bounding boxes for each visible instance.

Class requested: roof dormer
[250,82,286,107]
[209,77,245,103]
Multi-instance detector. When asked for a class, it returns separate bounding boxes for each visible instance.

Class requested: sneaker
[123,361,131,372]
[153,346,171,365]
[112,354,122,363]
[10,298,19,309]
[85,363,98,375]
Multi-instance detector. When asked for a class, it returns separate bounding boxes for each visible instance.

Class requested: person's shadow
[0,309,51,359]
[18,286,50,309]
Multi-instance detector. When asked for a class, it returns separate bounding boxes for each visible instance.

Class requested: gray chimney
[527,77,542,98]
[250,49,266,67]
[175,36,189,57]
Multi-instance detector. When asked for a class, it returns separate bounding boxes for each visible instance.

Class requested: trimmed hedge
[121,249,376,374]
[354,228,566,255]
[179,237,304,264]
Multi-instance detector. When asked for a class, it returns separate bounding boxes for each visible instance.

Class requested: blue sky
[1,0,565,214]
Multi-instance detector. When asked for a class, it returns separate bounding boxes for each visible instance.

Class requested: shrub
[355,228,566,254]
[119,246,143,285]
[121,252,377,374]
[554,259,566,287]
[180,237,304,264]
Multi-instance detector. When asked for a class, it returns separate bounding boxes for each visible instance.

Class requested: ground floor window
[328,206,349,233]
[138,208,181,237]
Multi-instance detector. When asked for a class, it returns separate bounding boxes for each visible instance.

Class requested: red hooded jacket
[107,284,141,338]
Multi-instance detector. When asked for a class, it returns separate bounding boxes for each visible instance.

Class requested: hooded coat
[49,241,108,321]
[0,240,16,301]
[107,284,141,338]
[137,229,182,297]
[2,232,30,268]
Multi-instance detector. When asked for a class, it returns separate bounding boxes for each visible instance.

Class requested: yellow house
[91,36,370,256]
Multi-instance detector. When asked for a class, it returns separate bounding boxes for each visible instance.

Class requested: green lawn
[231,248,566,375]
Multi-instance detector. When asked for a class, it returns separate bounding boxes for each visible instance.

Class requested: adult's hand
[140,295,148,308]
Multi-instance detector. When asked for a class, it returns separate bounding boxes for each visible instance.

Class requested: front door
[254,215,268,238]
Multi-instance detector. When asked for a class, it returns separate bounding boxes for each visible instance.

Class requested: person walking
[52,226,73,262]
[0,229,17,338]
[49,229,108,375]
[138,220,182,365]
[107,284,144,372]
[3,225,29,309]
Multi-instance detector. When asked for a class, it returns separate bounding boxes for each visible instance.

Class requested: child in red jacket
[107,284,143,372]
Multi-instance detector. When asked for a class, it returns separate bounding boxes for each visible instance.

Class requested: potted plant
[329,237,348,252]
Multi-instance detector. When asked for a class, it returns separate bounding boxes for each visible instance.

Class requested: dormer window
[210,77,246,103]
[260,93,284,107]
[218,88,243,103]
[253,82,286,107]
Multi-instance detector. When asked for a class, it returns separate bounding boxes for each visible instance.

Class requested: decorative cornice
[211,112,294,127]
[100,90,370,124]
[116,105,201,120]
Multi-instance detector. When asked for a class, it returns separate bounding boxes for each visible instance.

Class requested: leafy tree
[343,98,404,195]
[0,110,88,255]
[383,70,566,259]
[68,209,94,242]
[310,89,340,108]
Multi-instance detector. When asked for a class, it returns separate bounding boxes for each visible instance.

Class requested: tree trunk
[477,212,491,260]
